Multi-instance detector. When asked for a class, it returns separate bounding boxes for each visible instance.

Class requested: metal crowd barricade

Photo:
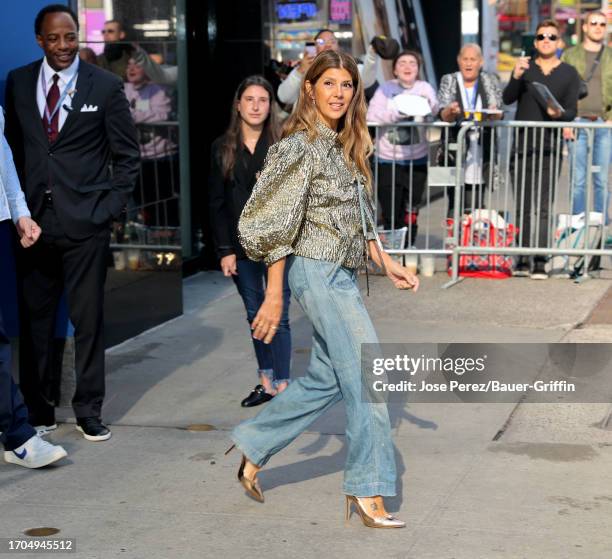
[110,121,181,271]
[445,120,612,287]
[131,121,180,232]
[368,120,612,288]
[369,121,457,266]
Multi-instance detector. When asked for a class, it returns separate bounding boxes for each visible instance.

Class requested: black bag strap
[584,47,604,83]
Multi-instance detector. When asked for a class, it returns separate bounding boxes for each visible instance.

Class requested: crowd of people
[263,15,610,271]
[84,18,179,227]
[207,13,609,527]
[209,11,609,408]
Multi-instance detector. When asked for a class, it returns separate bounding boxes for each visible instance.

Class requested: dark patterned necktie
[43,73,60,142]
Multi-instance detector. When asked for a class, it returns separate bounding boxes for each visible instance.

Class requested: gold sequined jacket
[238,121,377,269]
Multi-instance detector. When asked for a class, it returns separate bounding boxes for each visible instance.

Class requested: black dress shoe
[241,385,274,407]
[76,417,112,441]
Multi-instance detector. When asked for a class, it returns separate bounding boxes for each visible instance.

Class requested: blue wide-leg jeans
[231,256,396,497]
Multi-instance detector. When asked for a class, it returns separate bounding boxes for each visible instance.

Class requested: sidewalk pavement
[2,271,612,558]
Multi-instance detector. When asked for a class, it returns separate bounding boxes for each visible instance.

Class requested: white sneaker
[4,435,67,469]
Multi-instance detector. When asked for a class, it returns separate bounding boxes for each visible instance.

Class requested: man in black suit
[5,4,140,441]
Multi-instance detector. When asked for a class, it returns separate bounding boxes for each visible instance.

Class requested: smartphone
[305,41,316,57]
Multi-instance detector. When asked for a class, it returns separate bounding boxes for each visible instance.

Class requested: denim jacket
[0,107,30,223]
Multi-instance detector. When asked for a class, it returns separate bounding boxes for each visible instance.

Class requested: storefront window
[77,0,181,273]
[265,0,355,65]
[73,0,185,342]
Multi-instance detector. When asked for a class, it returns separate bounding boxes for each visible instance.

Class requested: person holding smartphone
[502,19,580,279]
[277,29,377,105]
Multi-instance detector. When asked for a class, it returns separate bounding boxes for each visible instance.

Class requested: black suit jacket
[5,59,140,239]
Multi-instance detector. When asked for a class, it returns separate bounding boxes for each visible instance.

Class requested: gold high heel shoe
[345,495,405,529]
[225,444,264,503]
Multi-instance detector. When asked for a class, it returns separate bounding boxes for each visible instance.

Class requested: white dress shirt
[36,56,79,132]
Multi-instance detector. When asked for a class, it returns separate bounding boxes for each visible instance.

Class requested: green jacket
[562,44,612,120]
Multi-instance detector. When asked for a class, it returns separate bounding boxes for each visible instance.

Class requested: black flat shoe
[241,385,274,407]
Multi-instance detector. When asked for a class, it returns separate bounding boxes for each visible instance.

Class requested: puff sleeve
[238,134,313,265]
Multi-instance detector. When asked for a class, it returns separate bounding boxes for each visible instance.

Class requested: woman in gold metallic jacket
[226,50,419,528]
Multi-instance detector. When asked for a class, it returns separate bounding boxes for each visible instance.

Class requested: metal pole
[582,128,595,278]
[442,124,469,288]
[176,0,192,259]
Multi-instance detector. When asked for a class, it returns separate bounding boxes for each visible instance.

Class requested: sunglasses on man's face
[536,33,558,41]
[589,21,607,27]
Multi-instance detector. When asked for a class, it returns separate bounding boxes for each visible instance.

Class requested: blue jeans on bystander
[568,119,612,223]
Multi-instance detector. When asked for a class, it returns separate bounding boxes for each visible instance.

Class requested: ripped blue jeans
[231,255,396,497]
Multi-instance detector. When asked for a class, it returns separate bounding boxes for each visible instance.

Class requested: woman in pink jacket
[367,50,438,245]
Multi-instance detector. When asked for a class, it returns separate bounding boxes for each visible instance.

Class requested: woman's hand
[386,258,419,291]
[367,241,418,291]
[220,254,238,276]
[251,257,286,344]
[251,292,283,344]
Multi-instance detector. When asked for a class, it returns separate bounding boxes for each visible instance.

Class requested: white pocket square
[80,104,98,112]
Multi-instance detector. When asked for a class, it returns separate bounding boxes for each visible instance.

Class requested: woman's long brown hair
[220,75,281,180]
[282,50,373,190]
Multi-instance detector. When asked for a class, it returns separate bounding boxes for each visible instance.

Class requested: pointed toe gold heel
[237,455,264,503]
[345,496,405,529]
[225,444,264,503]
